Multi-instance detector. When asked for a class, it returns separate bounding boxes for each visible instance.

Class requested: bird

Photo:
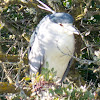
[28,12,79,82]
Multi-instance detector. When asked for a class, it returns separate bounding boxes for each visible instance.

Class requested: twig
[36,0,55,13]
[56,43,98,65]
[75,0,92,21]
[22,45,30,59]
[0,60,13,83]
[6,40,18,55]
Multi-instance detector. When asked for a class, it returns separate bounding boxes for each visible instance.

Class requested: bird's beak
[63,24,80,35]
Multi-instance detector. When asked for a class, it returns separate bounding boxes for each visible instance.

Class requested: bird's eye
[59,23,63,27]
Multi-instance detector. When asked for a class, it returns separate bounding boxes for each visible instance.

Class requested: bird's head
[49,13,74,24]
[48,13,79,35]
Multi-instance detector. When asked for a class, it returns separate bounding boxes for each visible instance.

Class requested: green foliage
[30,68,94,99]
[0,0,100,99]
[63,0,72,8]
[41,67,57,81]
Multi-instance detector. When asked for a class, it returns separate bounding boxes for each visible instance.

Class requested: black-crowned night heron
[28,12,79,82]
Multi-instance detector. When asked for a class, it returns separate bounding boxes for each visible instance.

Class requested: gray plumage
[28,13,79,80]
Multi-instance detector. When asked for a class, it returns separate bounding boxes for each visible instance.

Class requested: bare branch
[36,0,55,13]
[0,54,28,64]
[0,61,13,83]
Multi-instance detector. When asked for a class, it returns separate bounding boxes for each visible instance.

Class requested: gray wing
[28,15,50,75]
[28,30,45,75]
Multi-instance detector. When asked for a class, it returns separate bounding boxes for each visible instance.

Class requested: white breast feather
[39,22,75,78]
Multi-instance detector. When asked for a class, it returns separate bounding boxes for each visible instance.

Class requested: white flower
[0,7,3,12]
[9,35,15,40]
[80,85,87,92]
[0,21,5,29]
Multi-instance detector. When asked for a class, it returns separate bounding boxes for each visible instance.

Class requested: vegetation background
[0,0,100,99]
